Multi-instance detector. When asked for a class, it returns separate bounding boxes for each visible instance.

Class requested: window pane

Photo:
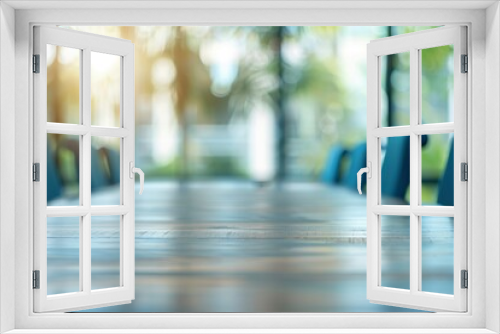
[380,52,410,127]
[421,216,454,295]
[421,45,454,124]
[47,134,80,206]
[91,136,121,206]
[380,136,410,205]
[47,44,80,124]
[381,215,410,290]
[91,52,121,127]
[421,133,454,206]
[92,215,121,290]
[47,216,80,295]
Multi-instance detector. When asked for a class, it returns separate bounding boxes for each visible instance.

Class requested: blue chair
[91,147,110,192]
[104,148,121,185]
[321,145,347,184]
[381,136,410,200]
[63,138,80,174]
[437,139,454,206]
[342,142,367,191]
[47,139,62,202]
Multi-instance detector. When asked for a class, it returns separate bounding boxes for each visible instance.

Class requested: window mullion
[82,47,91,294]
[78,48,84,293]
[90,127,129,137]
[413,123,454,135]
[409,48,420,295]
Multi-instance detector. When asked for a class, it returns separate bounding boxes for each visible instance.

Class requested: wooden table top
[47,180,452,313]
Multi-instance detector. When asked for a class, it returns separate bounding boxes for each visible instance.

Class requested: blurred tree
[65,25,453,183]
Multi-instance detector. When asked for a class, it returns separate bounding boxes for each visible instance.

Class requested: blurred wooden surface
[47,180,452,312]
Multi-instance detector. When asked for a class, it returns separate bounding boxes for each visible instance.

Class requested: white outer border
[0,3,494,334]
[2,0,498,10]
[485,2,500,334]
[0,2,17,334]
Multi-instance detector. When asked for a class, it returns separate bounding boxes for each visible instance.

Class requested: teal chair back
[342,142,366,191]
[321,145,347,184]
[105,148,121,185]
[91,147,110,192]
[381,136,410,200]
[47,140,62,202]
[437,139,454,206]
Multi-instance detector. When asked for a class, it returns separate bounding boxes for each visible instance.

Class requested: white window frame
[33,26,136,313]
[0,2,498,333]
[366,26,468,312]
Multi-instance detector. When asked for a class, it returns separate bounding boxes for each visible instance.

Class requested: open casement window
[33,26,142,312]
[365,26,467,312]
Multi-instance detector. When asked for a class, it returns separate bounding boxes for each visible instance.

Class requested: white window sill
[4,329,498,334]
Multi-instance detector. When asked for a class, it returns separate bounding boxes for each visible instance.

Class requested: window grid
[45,51,126,295]
[42,43,128,300]
[34,25,135,313]
[366,26,467,312]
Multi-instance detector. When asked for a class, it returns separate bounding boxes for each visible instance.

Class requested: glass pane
[380,136,410,205]
[91,52,121,127]
[92,215,121,290]
[421,216,454,294]
[380,52,410,127]
[421,45,454,124]
[47,216,80,295]
[91,137,121,206]
[47,44,80,124]
[47,134,80,206]
[381,215,410,290]
[421,133,454,206]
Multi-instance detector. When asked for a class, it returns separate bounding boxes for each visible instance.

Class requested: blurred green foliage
[66,26,454,187]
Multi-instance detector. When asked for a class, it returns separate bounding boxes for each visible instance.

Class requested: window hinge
[461,270,468,289]
[33,54,40,73]
[461,54,468,73]
[33,270,40,289]
[33,163,40,182]
[461,162,468,181]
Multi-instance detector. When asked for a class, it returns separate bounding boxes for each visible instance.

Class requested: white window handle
[357,162,371,195]
[129,161,144,195]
